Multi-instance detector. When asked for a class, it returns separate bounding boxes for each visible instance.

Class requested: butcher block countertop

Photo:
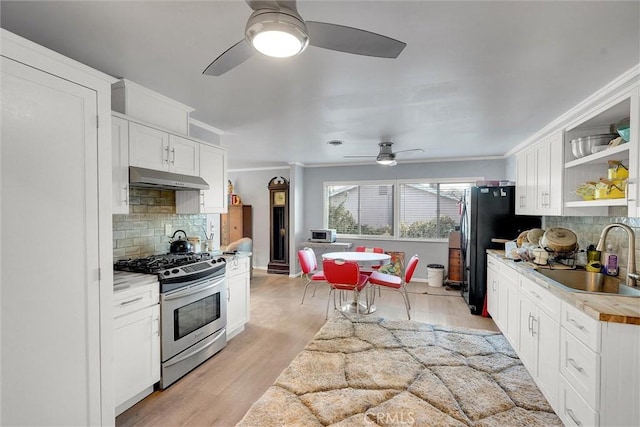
[487,250,640,325]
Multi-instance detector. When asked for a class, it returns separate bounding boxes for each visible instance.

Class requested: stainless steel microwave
[310,229,336,243]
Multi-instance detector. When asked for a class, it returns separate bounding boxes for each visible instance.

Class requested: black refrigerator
[461,186,541,315]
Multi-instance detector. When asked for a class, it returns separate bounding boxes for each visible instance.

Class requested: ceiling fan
[203,0,406,76]
[344,142,425,166]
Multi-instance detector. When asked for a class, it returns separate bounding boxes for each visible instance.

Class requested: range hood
[129,166,209,190]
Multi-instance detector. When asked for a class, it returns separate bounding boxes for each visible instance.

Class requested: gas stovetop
[114,252,226,289]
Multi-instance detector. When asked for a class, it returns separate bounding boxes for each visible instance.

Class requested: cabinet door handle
[164,146,170,163]
[566,408,582,426]
[567,318,585,330]
[227,286,230,302]
[567,358,585,373]
[171,147,176,164]
[200,191,205,207]
[121,186,128,203]
[528,313,533,333]
[531,316,537,336]
[120,296,143,306]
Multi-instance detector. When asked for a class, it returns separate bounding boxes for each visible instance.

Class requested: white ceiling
[2,1,639,170]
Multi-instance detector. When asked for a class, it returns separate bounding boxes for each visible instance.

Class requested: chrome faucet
[596,223,640,287]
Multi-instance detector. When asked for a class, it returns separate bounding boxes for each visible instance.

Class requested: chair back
[355,246,384,253]
[404,255,420,284]
[298,248,318,274]
[323,259,361,287]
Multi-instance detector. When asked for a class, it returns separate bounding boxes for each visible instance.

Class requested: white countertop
[113,270,158,293]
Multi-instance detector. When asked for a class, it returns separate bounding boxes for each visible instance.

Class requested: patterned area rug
[237,312,562,426]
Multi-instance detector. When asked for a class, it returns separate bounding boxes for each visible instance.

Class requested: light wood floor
[116,270,497,427]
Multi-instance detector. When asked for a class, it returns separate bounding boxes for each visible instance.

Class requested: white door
[129,122,169,170]
[1,57,102,425]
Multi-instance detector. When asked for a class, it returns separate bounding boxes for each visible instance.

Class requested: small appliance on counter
[309,228,337,243]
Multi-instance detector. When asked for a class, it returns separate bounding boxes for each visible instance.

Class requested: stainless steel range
[115,252,227,388]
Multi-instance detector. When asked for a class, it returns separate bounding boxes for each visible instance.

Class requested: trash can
[427,264,445,287]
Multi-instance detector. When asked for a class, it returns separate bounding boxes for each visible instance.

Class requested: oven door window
[173,293,221,340]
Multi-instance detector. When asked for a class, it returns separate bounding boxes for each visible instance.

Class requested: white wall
[230,158,507,279]
[228,168,290,270]
[301,159,507,279]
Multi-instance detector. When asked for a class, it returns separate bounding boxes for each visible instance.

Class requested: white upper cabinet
[515,65,638,217]
[535,132,563,216]
[515,148,534,214]
[168,134,200,176]
[129,122,170,171]
[563,90,636,216]
[175,143,228,214]
[515,132,563,216]
[129,122,199,176]
[112,115,129,214]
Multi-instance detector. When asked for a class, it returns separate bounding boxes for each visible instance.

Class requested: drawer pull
[566,408,582,426]
[568,318,586,330]
[567,358,585,373]
[530,290,540,299]
[120,296,143,306]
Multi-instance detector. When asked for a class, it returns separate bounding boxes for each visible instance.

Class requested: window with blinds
[327,183,393,236]
[325,180,474,240]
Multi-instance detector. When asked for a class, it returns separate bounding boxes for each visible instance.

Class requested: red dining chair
[322,258,369,319]
[355,246,385,273]
[368,254,419,320]
[298,248,326,304]
[355,246,385,297]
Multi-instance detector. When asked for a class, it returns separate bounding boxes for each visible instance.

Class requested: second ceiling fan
[345,142,424,166]
[203,0,406,76]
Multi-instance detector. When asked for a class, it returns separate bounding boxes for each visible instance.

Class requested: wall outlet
[165,224,172,236]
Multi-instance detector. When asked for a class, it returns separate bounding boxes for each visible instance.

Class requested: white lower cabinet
[226,255,251,339]
[487,253,640,426]
[518,276,560,409]
[114,283,160,416]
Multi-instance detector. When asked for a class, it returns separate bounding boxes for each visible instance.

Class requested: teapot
[169,229,193,253]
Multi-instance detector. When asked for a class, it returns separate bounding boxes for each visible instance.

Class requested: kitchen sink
[534,268,640,297]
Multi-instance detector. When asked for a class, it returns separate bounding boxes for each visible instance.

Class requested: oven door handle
[163,277,225,301]
[163,328,226,367]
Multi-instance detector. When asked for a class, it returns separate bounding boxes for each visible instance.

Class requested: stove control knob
[172,269,179,274]
[163,271,171,276]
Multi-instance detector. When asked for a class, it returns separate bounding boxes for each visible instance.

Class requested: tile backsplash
[545,214,640,279]
[113,188,206,261]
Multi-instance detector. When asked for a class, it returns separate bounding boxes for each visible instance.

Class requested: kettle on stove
[169,229,193,253]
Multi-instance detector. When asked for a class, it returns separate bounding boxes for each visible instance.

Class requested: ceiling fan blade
[394,148,425,155]
[344,155,378,158]
[245,0,297,12]
[306,21,406,58]
[203,39,255,76]
[245,0,280,11]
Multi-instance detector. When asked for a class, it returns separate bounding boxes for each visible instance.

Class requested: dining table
[322,251,391,314]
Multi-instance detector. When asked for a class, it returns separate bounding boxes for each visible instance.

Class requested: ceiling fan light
[252,30,304,57]
[246,11,309,58]
[376,159,397,166]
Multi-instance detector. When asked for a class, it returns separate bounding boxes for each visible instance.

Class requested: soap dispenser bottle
[602,243,618,276]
